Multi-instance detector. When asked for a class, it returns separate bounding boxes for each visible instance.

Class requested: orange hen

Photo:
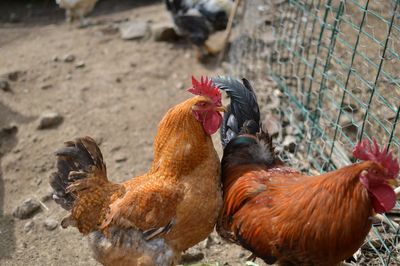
[49,76,225,266]
[212,76,399,266]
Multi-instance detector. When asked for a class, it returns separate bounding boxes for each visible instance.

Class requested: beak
[387,178,398,188]
[215,106,227,112]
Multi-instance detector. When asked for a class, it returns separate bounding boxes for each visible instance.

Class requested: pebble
[40,84,53,90]
[114,153,127,163]
[13,198,41,219]
[180,252,204,264]
[6,70,23,81]
[0,79,11,92]
[340,115,358,134]
[283,135,297,153]
[75,61,85,68]
[24,221,35,233]
[43,218,58,231]
[176,82,185,90]
[63,54,76,63]
[119,21,150,40]
[37,112,64,129]
[99,24,119,35]
[151,22,178,42]
[263,114,280,137]
[1,124,18,135]
[40,190,53,202]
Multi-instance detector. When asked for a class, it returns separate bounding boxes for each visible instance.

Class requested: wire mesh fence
[227,0,400,264]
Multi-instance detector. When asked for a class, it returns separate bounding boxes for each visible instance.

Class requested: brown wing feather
[102,175,184,233]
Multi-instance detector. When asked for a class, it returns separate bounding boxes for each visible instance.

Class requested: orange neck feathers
[149,96,215,178]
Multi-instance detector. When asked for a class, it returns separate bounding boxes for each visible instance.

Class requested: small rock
[119,21,150,40]
[283,135,297,153]
[238,252,247,258]
[340,114,358,134]
[52,55,59,62]
[40,190,53,202]
[75,61,85,68]
[115,77,122,83]
[151,22,179,42]
[63,54,76,63]
[37,112,64,129]
[13,198,41,219]
[342,102,359,113]
[99,24,119,35]
[268,96,281,110]
[1,124,18,135]
[285,126,299,136]
[273,89,282,97]
[6,70,24,81]
[203,236,215,248]
[180,252,204,264]
[24,221,35,233]
[43,218,58,231]
[114,153,127,163]
[40,84,53,90]
[263,114,280,137]
[0,79,11,92]
[176,82,185,90]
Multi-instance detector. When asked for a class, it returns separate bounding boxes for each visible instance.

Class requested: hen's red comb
[187,76,221,105]
[353,137,399,177]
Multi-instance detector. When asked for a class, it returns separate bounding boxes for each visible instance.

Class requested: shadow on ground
[0,101,34,261]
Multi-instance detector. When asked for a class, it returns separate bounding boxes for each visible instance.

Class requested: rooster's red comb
[187,76,221,105]
[353,137,399,177]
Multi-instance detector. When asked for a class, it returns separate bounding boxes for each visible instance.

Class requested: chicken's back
[221,163,374,265]
[56,0,97,15]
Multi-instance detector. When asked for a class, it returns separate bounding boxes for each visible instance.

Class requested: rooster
[165,0,234,60]
[55,0,98,25]
[49,76,225,266]
[212,76,399,265]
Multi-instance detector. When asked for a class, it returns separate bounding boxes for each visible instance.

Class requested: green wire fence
[228,0,400,264]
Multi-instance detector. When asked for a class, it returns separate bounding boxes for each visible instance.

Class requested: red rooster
[212,76,399,266]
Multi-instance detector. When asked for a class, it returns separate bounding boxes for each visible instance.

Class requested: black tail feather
[213,76,279,169]
[212,76,260,147]
[49,137,107,210]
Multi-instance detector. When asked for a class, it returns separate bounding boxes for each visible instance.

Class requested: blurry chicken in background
[49,77,225,265]
[55,0,98,26]
[213,76,399,266]
[165,0,234,61]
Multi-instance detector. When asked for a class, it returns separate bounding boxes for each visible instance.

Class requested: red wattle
[369,184,396,213]
[203,111,222,135]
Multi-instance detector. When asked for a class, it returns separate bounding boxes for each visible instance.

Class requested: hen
[55,0,98,25]
[49,76,225,266]
[213,76,399,266]
[165,0,234,60]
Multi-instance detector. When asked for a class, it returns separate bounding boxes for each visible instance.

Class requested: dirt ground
[0,1,258,265]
